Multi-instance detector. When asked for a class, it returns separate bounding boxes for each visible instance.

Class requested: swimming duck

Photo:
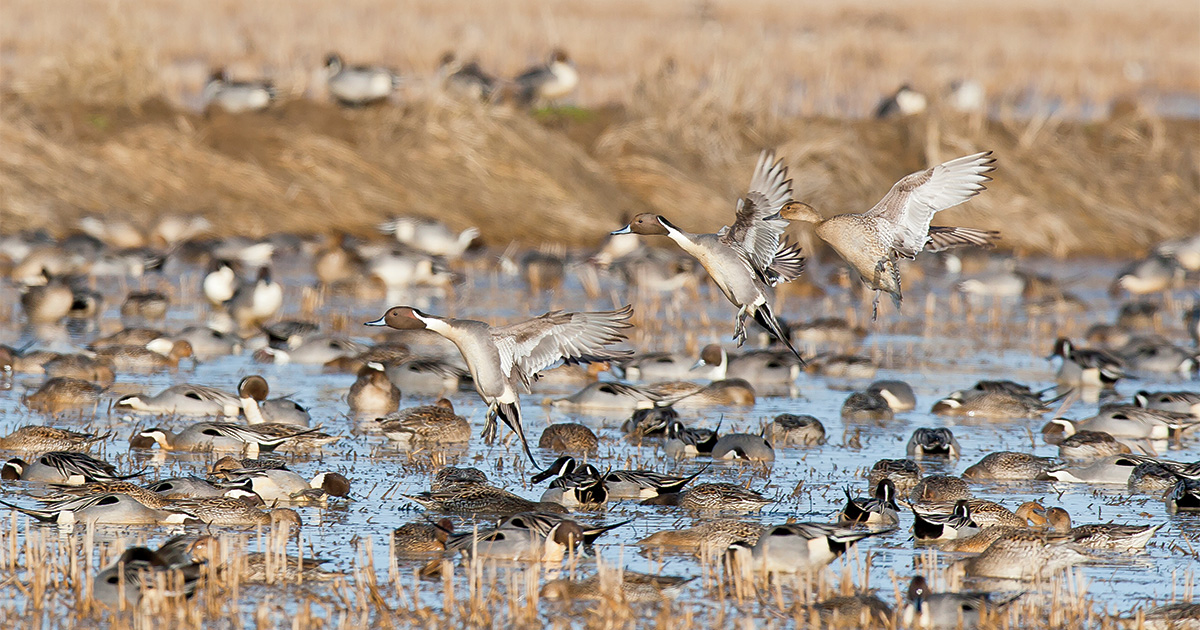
[841,390,895,422]
[402,483,566,517]
[813,593,893,627]
[380,357,467,396]
[375,399,468,445]
[1044,422,1132,460]
[932,387,1056,418]
[711,433,775,461]
[347,365,402,414]
[169,497,301,529]
[767,414,826,446]
[1044,507,1160,551]
[1043,454,1159,484]
[95,340,194,370]
[619,349,710,382]
[913,500,980,541]
[23,377,104,413]
[41,354,116,385]
[621,406,677,437]
[839,479,900,526]
[393,519,453,555]
[1110,254,1178,296]
[513,49,579,106]
[533,456,703,500]
[173,326,243,357]
[438,52,496,101]
[116,384,239,416]
[939,502,1048,553]
[226,267,283,332]
[1050,406,1200,440]
[1135,390,1200,416]
[134,423,317,454]
[145,476,243,499]
[0,426,108,452]
[910,475,971,503]
[1048,338,1125,387]
[963,530,1088,580]
[237,375,311,427]
[212,468,350,503]
[663,420,720,457]
[0,492,196,526]
[538,423,599,453]
[324,53,399,106]
[694,344,801,386]
[187,535,343,583]
[538,469,608,509]
[92,537,204,609]
[540,571,693,604]
[902,575,1023,630]
[727,522,893,576]
[612,151,804,356]
[366,305,633,464]
[637,519,764,557]
[19,273,74,323]
[441,519,584,565]
[1127,462,1183,494]
[1165,477,1200,512]
[962,451,1057,480]
[641,482,770,514]
[866,379,916,411]
[376,217,478,259]
[780,152,997,318]
[787,317,868,348]
[431,465,489,490]
[868,459,923,498]
[1119,337,1199,376]
[203,68,275,114]
[551,381,660,412]
[2,451,137,485]
[907,428,960,458]
[657,379,757,409]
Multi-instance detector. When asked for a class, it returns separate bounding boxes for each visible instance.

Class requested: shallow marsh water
[0,250,1196,628]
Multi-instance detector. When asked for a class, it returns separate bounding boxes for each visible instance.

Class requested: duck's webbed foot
[732,307,749,347]
[482,404,499,444]
[872,291,881,321]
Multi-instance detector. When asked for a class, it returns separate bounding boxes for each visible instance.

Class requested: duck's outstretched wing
[719,151,793,274]
[492,306,634,390]
[925,226,1000,253]
[866,151,996,258]
[764,239,806,286]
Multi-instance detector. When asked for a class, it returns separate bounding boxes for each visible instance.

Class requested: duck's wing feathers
[719,151,793,274]
[765,239,806,285]
[866,151,996,258]
[925,226,1000,253]
[492,306,634,388]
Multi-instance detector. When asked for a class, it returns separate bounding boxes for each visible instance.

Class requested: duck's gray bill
[611,225,633,235]
[364,317,387,326]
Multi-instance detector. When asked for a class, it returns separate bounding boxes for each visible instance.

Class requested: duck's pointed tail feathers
[753,303,804,363]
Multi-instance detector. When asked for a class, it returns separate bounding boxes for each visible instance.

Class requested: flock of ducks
[1,146,1198,626]
[203,49,579,112]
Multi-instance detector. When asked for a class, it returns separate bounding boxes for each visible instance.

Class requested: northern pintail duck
[868,459,923,498]
[1134,602,1200,630]
[637,519,764,557]
[813,594,893,627]
[939,502,1048,553]
[1046,425,1131,461]
[208,454,288,474]
[1050,406,1200,440]
[116,384,240,416]
[19,274,74,323]
[694,344,801,386]
[962,451,1057,480]
[145,476,241,499]
[538,423,599,453]
[134,422,318,454]
[1119,337,1199,375]
[92,537,203,609]
[727,522,893,576]
[324,53,399,106]
[402,483,566,517]
[226,267,283,331]
[1166,477,1200,512]
[41,354,116,385]
[651,379,756,409]
[781,152,997,318]
[907,428,960,457]
[262,320,321,350]
[1044,507,1160,551]
[0,426,108,452]
[91,327,168,348]
[711,433,775,461]
[119,290,169,323]
[540,571,692,604]
[1,492,196,526]
[913,500,980,541]
[366,305,633,463]
[438,52,496,101]
[841,390,895,422]
[2,451,136,485]
[551,381,660,412]
[237,375,312,427]
[619,349,708,382]
[932,387,1056,418]
[313,232,366,287]
[95,340,194,370]
[431,465,488,490]
[173,325,243,357]
[902,575,1023,630]
[533,456,702,500]
[641,482,771,514]
[1110,254,1178,296]
[767,414,826,446]
[537,468,608,509]
[910,475,971,503]
[0,345,56,374]
[612,151,804,356]
[1042,454,1158,484]
[1136,390,1200,416]
[393,519,452,555]
[203,68,276,114]
[866,379,916,411]
[212,466,350,503]
[377,398,471,445]
[377,216,479,258]
[23,377,104,413]
[187,535,343,583]
[171,497,301,528]
[787,316,868,348]
[874,84,928,118]
[1049,337,1124,387]
[256,335,369,365]
[347,365,402,414]
[663,420,720,457]
[963,529,1088,580]
[382,357,467,396]
[840,479,900,526]
[622,406,677,437]
[806,354,877,379]
[1127,462,1182,494]
[441,518,584,565]
[513,49,579,106]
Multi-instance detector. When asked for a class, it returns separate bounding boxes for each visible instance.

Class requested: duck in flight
[366,306,633,464]
[782,151,998,319]
[612,151,805,359]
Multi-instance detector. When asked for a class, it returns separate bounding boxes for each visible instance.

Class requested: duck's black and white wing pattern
[491,306,635,390]
[719,151,794,276]
[865,151,996,258]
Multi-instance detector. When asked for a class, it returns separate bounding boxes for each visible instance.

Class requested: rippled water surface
[0,251,1196,627]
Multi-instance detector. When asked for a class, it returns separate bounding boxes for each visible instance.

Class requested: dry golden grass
[0,0,1197,256]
